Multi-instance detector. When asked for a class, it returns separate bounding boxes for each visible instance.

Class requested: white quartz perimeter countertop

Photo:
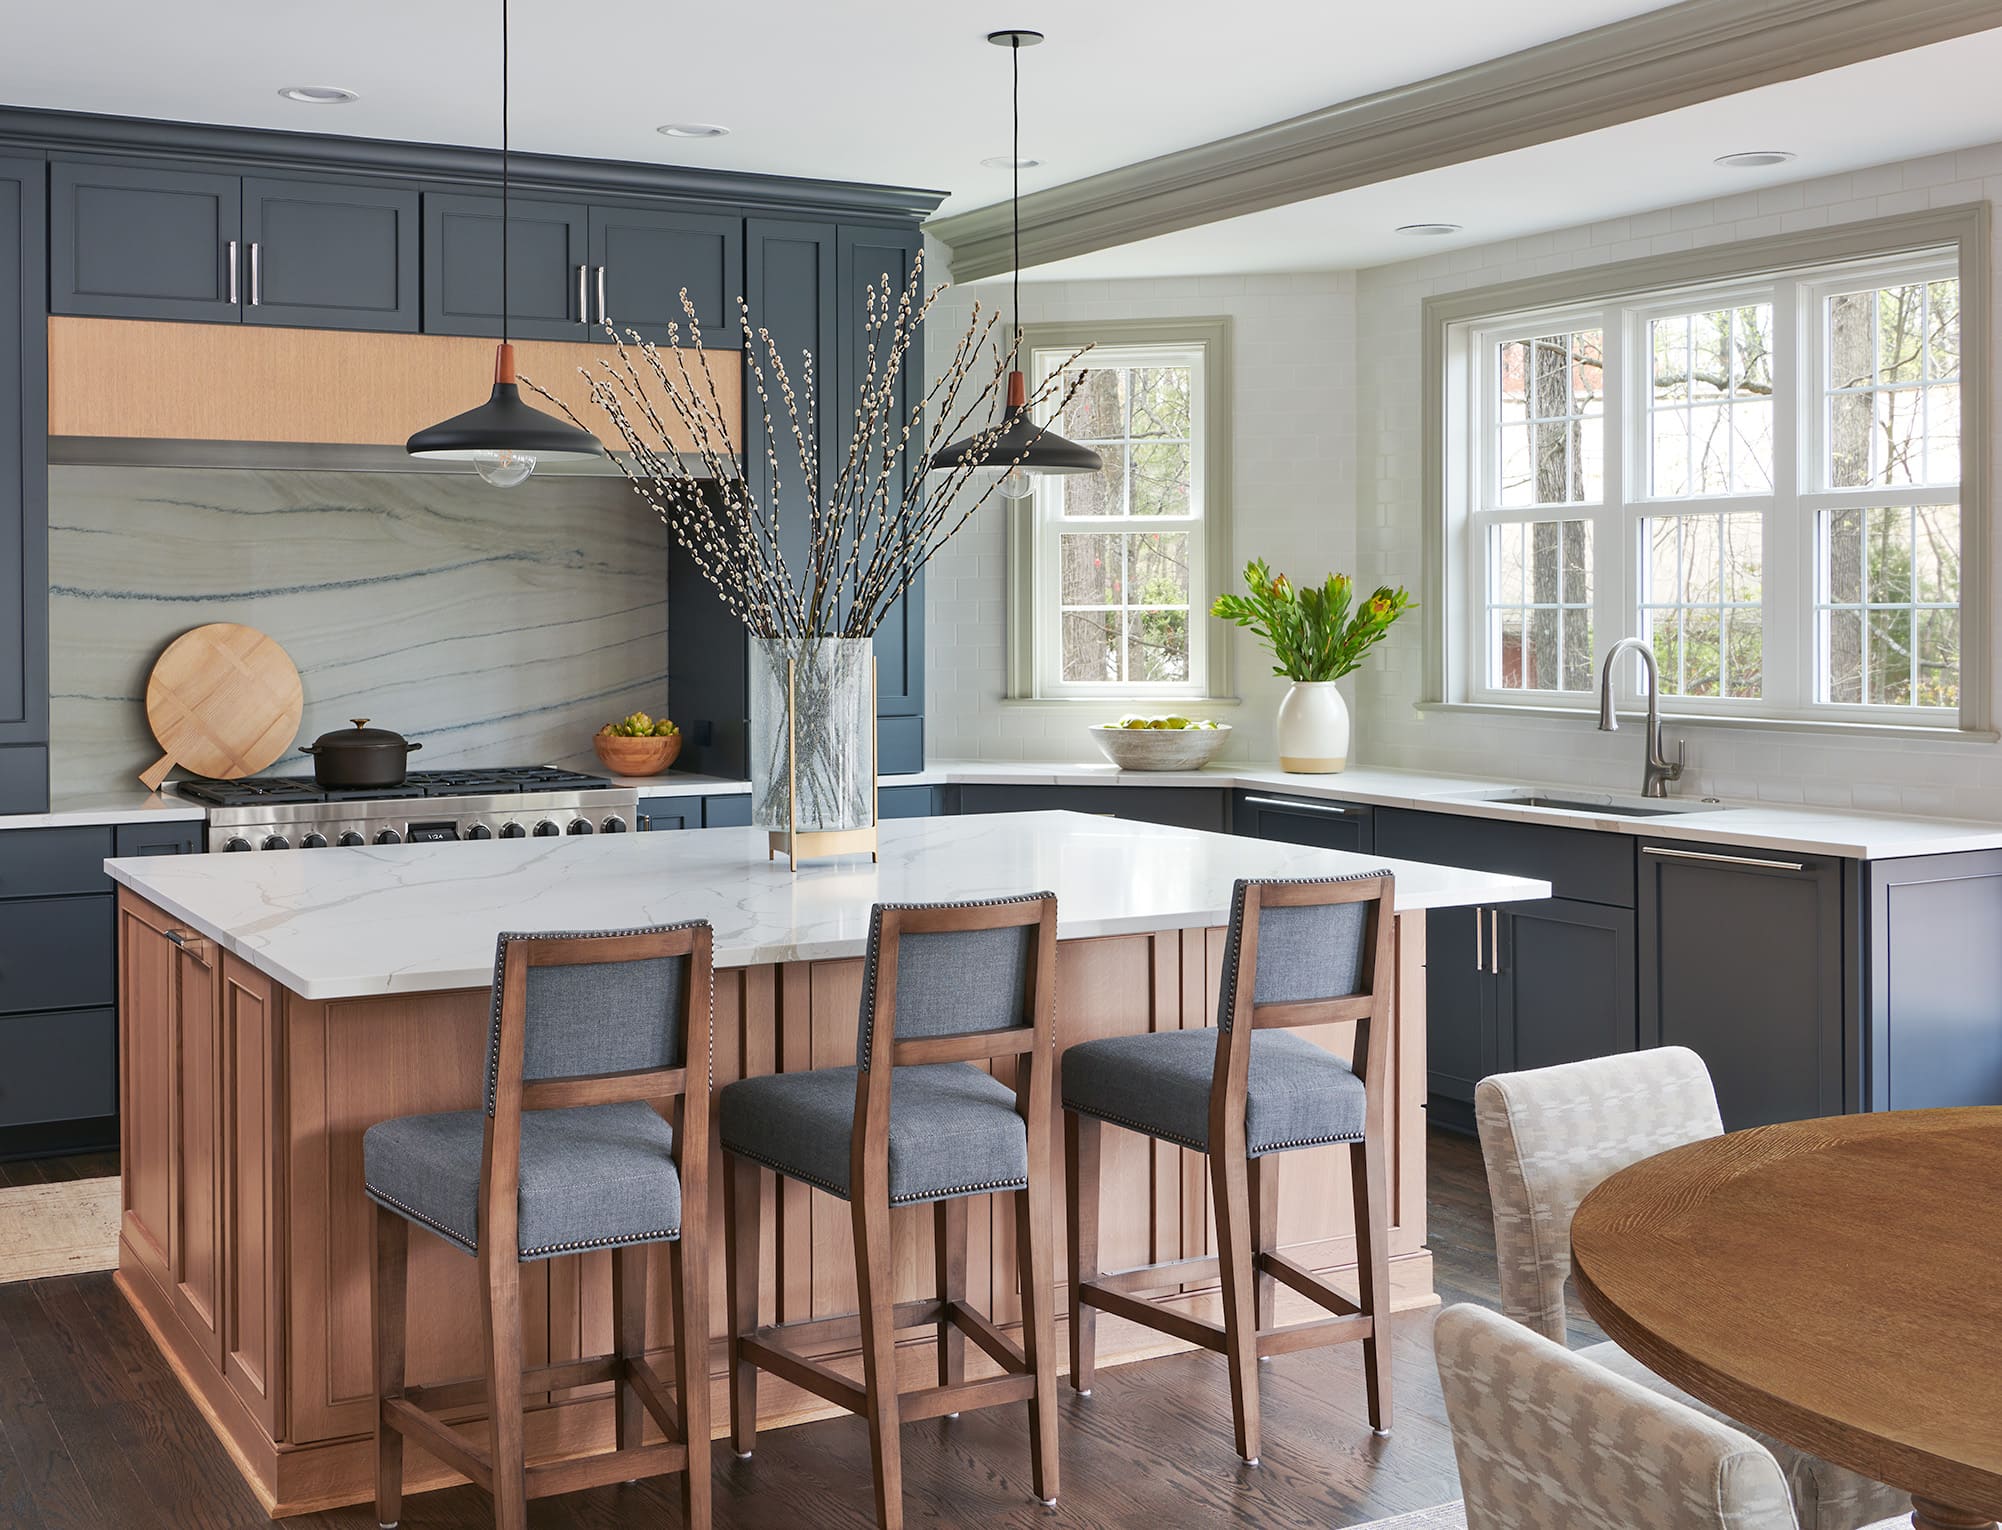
[104,809,1548,1001]
[0,787,206,831]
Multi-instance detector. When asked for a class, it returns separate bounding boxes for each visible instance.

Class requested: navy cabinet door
[243,177,420,331]
[1424,904,1496,1122]
[1234,792,1373,854]
[50,160,241,322]
[0,157,46,811]
[1495,897,1637,1073]
[636,799,696,832]
[589,205,741,346]
[1639,841,1845,1129]
[423,192,588,341]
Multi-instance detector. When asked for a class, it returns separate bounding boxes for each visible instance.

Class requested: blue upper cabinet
[0,156,47,813]
[421,192,590,341]
[588,205,741,347]
[51,160,420,331]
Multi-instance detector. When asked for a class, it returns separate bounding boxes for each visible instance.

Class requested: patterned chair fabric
[1435,1302,1801,1530]
[719,894,1047,1205]
[1062,873,1382,1156]
[1474,1047,1908,1530]
[364,925,698,1263]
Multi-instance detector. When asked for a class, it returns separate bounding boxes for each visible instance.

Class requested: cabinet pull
[248,241,262,306]
[167,928,214,967]
[637,814,650,831]
[1474,906,1484,971]
[1642,845,1805,873]
[1490,908,1502,974]
[1241,795,1356,816]
[226,239,239,305]
[594,264,607,326]
[577,263,589,323]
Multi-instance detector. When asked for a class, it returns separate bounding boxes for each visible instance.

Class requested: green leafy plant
[1210,559,1414,682]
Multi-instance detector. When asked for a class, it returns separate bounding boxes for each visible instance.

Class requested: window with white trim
[1024,337,1216,699]
[1451,248,1966,724]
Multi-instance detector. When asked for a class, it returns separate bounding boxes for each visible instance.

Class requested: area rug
[0,1176,120,1282]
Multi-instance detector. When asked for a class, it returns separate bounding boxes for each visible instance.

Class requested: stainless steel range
[174,767,640,853]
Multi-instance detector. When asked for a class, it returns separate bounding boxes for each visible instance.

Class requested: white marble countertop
[0,787,206,831]
[104,809,1547,1000]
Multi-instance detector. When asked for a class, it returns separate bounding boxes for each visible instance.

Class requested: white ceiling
[1011,28,2002,281]
[0,1,1681,215]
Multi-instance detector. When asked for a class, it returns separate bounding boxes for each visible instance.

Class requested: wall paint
[49,466,668,794]
[921,243,1358,763]
[1353,142,2002,819]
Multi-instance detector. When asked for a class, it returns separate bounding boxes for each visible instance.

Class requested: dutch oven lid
[307,717,414,750]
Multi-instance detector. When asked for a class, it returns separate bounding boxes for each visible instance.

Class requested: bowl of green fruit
[593,712,682,777]
[1090,715,1231,771]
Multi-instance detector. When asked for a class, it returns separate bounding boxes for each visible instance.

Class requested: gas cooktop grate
[176,767,616,808]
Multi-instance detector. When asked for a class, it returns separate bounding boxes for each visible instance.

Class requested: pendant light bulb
[996,465,1035,500]
[473,449,537,489]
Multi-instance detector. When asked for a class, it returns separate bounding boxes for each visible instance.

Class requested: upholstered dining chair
[1475,1048,1906,1530]
[1061,871,1397,1467]
[717,893,1061,1530]
[1437,1301,1807,1530]
[364,922,714,1530]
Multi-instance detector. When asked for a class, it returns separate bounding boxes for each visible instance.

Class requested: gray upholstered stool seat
[720,1061,1027,1204]
[1063,1027,1366,1156]
[364,1100,680,1262]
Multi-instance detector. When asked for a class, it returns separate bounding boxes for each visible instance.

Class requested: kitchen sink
[1451,791,1729,818]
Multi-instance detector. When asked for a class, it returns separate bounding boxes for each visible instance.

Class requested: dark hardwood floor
[0,1127,1593,1530]
[0,1149,118,1188]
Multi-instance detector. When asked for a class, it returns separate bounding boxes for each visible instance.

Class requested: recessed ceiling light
[982,155,1044,170]
[1396,222,1463,237]
[1714,150,1796,169]
[657,122,730,139]
[277,85,359,105]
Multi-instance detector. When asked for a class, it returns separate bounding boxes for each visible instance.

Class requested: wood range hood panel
[45,317,740,456]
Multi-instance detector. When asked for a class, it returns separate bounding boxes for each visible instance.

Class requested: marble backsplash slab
[49,465,668,794]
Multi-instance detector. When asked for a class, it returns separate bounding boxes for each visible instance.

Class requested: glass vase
[748,636,874,836]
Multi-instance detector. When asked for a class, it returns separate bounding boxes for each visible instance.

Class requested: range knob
[601,815,629,834]
[337,831,366,847]
[499,822,527,839]
[533,820,561,838]
[566,818,595,835]
[223,836,252,853]
[465,823,493,841]
[261,834,291,851]
[374,828,402,845]
[302,832,329,849]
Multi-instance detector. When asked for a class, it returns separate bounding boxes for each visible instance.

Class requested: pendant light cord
[1011,32,1021,373]
[500,0,511,348]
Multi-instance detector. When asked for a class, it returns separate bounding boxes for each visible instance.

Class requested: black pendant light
[927,29,1101,494]
[407,0,602,487]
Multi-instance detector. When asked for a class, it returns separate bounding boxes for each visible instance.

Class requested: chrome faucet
[1597,638,1684,798]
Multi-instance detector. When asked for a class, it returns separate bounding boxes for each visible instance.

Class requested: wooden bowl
[592,731,683,777]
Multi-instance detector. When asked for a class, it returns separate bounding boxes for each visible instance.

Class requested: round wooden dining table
[1570,1108,2002,1530]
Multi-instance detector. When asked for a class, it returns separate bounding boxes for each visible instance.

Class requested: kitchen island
[107,810,1545,1515]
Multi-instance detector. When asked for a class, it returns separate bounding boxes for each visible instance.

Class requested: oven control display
[405,821,461,843]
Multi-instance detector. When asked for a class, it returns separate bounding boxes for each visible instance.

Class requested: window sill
[1413,699,1999,744]
[1001,695,1245,711]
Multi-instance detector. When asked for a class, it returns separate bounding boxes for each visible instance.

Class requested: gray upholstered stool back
[486,923,702,1114]
[1217,872,1392,1030]
[856,893,1054,1068]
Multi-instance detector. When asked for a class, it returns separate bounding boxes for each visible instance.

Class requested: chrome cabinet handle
[1241,795,1357,816]
[226,239,239,304]
[1642,845,1806,873]
[1474,906,1484,970]
[167,928,214,967]
[595,264,607,326]
[1490,908,1501,974]
[577,263,588,323]
[249,241,262,306]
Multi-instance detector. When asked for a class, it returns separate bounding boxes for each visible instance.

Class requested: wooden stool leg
[1016,1181,1061,1506]
[612,1245,648,1453]
[723,1154,761,1458]
[1211,1140,1262,1465]
[1351,1134,1393,1435]
[372,1205,408,1529]
[1911,1499,1998,1530]
[1250,1154,1279,1342]
[934,1197,967,1392]
[480,1247,528,1530]
[1064,1111,1100,1396]
[852,1191,905,1530]
[670,1229,713,1530]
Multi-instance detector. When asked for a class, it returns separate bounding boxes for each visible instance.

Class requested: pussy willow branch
[523,248,1094,641]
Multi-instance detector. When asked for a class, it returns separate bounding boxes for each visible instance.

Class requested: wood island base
[115,888,1433,1516]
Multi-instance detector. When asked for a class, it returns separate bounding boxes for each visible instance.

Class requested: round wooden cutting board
[138,624,304,791]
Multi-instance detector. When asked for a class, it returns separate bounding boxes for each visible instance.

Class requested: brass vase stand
[769,657,879,868]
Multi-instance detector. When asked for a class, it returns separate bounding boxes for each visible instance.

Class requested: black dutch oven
[298,718,422,788]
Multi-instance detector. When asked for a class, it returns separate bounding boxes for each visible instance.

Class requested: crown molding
[930,0,2001,279]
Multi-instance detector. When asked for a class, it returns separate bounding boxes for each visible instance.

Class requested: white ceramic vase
[1276,680,1350,773]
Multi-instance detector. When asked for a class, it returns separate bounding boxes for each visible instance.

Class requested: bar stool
[718,893,1061,1530]
[1061,872,1396,1465]
[364,922,714,1530]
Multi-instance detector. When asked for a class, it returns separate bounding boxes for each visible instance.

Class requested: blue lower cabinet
[1233,790,1373,853]
[878,784,942,819]
[635,799,697,832]
[702,793,753,828]
[0,1009,115,1127]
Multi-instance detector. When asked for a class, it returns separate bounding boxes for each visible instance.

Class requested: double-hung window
[1439,212,1981,730]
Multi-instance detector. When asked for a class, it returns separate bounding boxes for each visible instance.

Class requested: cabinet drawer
[0,1007,115,1126]
[0,896,113,1012]
[0,826,115,899]
[114,821,201,858]
[636,799,696,832]
[878,785,941,820]
[1375,808,1634,908]
[1235,791,1374,854]
[702,794,753,828]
